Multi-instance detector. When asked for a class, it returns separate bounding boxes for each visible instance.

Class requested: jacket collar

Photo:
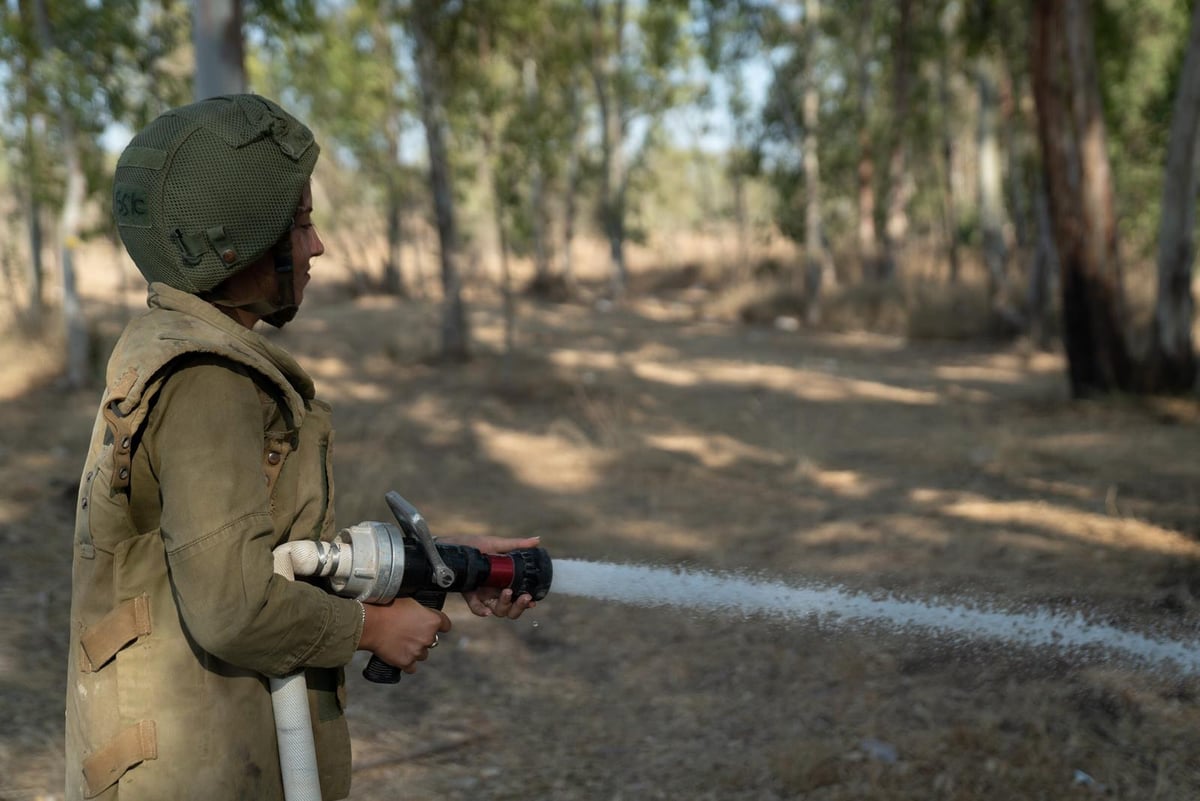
[147,282,315,401]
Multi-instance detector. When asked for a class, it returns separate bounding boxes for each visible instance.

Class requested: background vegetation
[1,0,1198,395]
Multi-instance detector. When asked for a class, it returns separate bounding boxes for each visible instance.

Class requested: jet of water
[551,559,1200,675]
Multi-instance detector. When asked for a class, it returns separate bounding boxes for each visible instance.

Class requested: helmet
[113,94,320,294]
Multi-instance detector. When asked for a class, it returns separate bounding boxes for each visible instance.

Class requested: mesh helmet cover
[114,95,319,293]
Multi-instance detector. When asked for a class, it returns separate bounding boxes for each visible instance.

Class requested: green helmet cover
[113,94,319,293]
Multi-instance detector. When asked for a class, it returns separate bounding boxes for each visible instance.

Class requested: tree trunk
[523,59,553,289]
[384,177,405,296]
[33,0,89,387]
[937,6,961,284]
[1000,64,1032,253]
[880,0,913,281]
[978,58,1009,308]
[480,118,515,361]
[1028,181,1058,350]
[1147,0,1200,392]
[802,0,830,324]
[561,83,584,290]
[375,19,405,297]
[413,2,469,361]
[1031,0,1133,396]
[192,0,245,100]
[855,1,878,283]
[589,0,629,299]
[23,112,45,327]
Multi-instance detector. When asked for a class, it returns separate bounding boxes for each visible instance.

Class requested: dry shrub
[821,281,911,335]
[705,272,1031,343]
[704,279,804,325]
[904,282,1011,341]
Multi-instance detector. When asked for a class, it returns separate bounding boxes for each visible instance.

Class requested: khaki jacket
[66,284,363,800]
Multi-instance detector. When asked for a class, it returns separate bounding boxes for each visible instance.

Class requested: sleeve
[143,359,363,676]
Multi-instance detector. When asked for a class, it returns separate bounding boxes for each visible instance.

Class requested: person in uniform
[66,94,536,801]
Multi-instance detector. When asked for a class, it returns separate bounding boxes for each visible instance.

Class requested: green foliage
[0,0,188,241]
[1095,0,1194,260]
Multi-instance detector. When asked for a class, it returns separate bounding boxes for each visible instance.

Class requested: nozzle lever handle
[386,491,455,589]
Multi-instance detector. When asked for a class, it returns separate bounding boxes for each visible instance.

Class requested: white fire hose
[270,540,345,801]
[265,499,553,801]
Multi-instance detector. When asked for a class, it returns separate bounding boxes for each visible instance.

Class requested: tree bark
[802,0,831,324]
[192,0,245,100]
[32,0,89,387]
[1147,0,1200,392]
[855,0,878,283]
[589,0,630,299]
[523,58,553,289]
[561,81,584,290]
[374,19,405,297]
[384,177,405,296]
[1028,181,1058,350]
[937,5,961,284]
[880,0,914,281]
[412,1,470,361]
[978,58,1010,308]
[1031,0,1133,396]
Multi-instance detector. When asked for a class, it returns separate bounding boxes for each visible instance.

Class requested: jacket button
[267,451,282,466]
[118,467,129,480]
[81,497,88,510]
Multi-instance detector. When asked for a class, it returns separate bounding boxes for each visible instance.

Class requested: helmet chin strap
[259,233,299,328]
[208,230,299,328]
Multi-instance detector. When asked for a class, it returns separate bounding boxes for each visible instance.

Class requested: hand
[437,535,541,620]
[357,597,451,674]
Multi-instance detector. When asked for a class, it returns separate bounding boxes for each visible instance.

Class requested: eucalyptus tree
[878,0,914,282]
[193,0,245,98]
[495,0,592,296]
[584,0,694,300]
[274,0,415,296]
[0,0,185,385]
[1031,0,1133,396]
[1148,0,1200,391]
[409,0,471,360]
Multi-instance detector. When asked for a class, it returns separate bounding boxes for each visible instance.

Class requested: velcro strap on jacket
[102,401,135,493]
[82,719,157,798]
[80,594,152,673]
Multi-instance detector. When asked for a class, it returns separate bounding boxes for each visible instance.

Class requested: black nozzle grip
[362,590,447,684]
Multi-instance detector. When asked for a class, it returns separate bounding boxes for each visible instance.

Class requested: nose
[308,225,325,258]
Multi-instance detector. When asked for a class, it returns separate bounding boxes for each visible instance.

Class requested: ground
[2,266,1199,801]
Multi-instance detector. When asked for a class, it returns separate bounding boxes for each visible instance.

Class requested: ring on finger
[428,634,439,649]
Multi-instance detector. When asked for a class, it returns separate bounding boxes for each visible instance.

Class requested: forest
[1,0,1198,394]
[3,1,1200,800]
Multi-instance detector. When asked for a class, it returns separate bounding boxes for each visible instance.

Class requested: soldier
[67,94,536,800]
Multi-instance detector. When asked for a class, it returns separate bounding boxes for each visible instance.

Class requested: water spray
[549,559,1200,676]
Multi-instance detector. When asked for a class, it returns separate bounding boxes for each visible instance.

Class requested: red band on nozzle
[484,554,515,589]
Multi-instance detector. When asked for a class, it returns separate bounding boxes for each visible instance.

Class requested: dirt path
[3,284,1199,800]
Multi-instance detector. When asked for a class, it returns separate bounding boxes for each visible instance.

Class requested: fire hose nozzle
[327,492,552,683]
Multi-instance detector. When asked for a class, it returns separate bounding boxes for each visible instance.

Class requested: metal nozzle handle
[385,491,455,589]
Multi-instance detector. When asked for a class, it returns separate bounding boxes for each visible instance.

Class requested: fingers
[369,600,451,675]
[481,589,536,620]
[440,534,541,554]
